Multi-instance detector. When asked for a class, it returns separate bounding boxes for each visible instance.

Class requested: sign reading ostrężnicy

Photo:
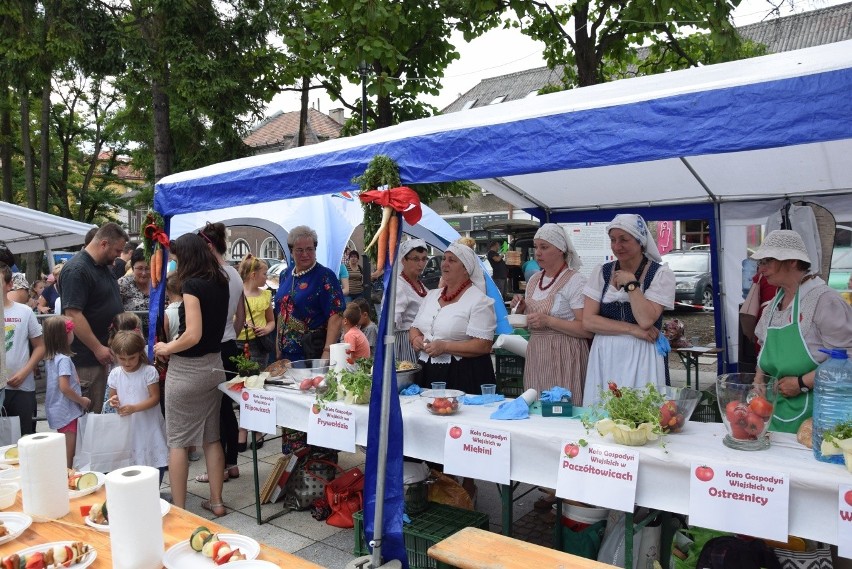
[689,462,789,541]
[307,403,356,452]
[443,424,510,484]
[238,390,277,435]
[555,441,638,512]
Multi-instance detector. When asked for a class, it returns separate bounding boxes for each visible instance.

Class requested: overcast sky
[264,0,846,118]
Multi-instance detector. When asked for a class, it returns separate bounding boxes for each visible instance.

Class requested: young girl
[43,316,91,467]
[107,330,169,480]
[102,312,144,414]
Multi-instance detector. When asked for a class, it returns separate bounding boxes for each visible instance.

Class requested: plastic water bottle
[812,348,852,464]
[741,258,757,300]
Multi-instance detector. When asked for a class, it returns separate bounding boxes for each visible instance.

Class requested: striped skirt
[395,330,417,365]
[524,332,590,406]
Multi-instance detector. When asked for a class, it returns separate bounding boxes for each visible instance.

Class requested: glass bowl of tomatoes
[716,373,779,450]
[658,386,701,433]
[421,389,465,416]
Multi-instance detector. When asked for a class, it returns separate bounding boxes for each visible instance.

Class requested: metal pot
[403,477,433,515]
[396,363,422,392]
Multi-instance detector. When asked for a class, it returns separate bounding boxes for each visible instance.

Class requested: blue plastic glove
[489,397,530,420]
[540,386,572,402]
[461,394,505,405]
[402,513,412,524]
[400,384,422,396]
[656,333,671,357]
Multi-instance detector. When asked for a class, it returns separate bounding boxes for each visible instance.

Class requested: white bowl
[0,469,20,484]
[0,483,18,509]
[507,314,527,328]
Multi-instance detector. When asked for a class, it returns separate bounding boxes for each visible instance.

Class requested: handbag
[244,293,275,353]
[0,408,21,447]
[73,413,134,472]
[324,466,364,528]
[301,327,328,360]
[740,281,761,342]
[285,457,340,510]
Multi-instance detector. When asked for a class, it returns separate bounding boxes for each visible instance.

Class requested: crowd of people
[0,214,849,519]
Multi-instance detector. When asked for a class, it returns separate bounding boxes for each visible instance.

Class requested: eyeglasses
[405,255,428,262]
[133,266,150,273]
[293,247,315,256]
[757,258,776,266]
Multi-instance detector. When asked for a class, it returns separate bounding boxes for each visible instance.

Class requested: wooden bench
[427,526,618,569]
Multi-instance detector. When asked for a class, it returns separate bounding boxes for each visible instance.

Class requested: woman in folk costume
[582,214,676,406]
[393,239,429,364]
[511,224,592,404]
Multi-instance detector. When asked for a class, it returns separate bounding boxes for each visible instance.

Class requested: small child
[163,273,183,342]
[43,316,90,467]
[353,297,378,355]
[342,303,371,360]
[107,331,168,480]
[103,312,144,414]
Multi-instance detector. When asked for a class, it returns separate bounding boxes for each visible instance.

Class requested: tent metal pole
[371,260,398,567]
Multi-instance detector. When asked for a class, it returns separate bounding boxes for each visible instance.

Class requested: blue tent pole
[370,244,399,567]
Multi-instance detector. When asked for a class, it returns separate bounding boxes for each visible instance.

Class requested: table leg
[251,432,262,525]
[625,510,634,569]
[500,483,513,537]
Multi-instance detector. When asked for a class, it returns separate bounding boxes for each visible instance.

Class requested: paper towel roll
[492,334,528,357]
[106,466,164,569]
[520,389,538,405]
[19,433,69,520]
[329,342,353,372]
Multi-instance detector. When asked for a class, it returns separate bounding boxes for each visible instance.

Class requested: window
[461,100,477,110]
[260,237,282,261]
[488,95,507,105]
[230,239,250,262]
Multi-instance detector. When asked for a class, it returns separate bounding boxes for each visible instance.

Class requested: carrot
[375,212,389,273]
[150,246,162,288]
[365,206,392,251]
[387,213,399,266]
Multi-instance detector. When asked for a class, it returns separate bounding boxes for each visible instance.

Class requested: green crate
[495,352,525,379]
[354,503,490,568]
[497,375,524,398]
[691,389,722,423]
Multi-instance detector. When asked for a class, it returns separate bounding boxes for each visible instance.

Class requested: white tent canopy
[0,201,96,254]
[156,40,852,368]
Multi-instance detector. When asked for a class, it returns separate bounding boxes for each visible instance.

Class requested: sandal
[249,435,265,451]
[195,470,230,483]
[227,466,240,479]
[201,500,226,518]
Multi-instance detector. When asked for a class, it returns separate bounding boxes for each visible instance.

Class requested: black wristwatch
[624,281,641,292]
[797,375,809,392]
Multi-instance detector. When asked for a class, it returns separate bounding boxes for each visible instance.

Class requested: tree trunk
[298,75,309,147]
[19,85,36,209]
[39,75,51,211]
[573,4,599,87]
[1,99,11,203]
[151,77,172,182]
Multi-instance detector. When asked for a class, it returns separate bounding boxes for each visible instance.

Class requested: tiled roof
[442,1,852,113]
[244,108,344,152]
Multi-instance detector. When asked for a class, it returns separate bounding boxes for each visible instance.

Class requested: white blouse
[583,262,676,310]
[395,276,428,331]
[411,286,496,364]
[527,271,587,320]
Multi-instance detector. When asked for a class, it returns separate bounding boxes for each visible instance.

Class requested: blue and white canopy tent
[155,39,852,566]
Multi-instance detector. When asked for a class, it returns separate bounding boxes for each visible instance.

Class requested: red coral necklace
[538,263,567,291]
[440,279,472,302]
[402,272,427,297]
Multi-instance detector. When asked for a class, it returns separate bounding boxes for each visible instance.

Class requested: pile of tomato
[724,395,773,440]
[659,400,686,433]
[427,397,460,415]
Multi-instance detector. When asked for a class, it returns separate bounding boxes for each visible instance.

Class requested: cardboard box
[504,251,521,266]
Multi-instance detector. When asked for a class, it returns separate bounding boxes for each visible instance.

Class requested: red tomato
[694,465,714,482]
[744,412,765,436]
[25,552,45,569]
[449,426,463,439]
[845,490,852,507]
[725,401,748,426]
[730,422,750,440]
[748,396,773,419]
[564,443,580,458]
[312,376,324,387]
[299,378,314,391]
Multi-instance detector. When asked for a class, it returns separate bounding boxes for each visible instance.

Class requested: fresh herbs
[824,419,852,444]
[314,370,340,410]
[319,358,373,406]
[230,354,260,377]
[582,382,667,446]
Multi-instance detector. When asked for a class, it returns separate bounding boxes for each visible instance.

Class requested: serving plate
[0,446,19,465]
[162,534,260,568]
[0,512,32,545]
[84,498,170,532]
[68,472,106,499]
[13,541,96,568]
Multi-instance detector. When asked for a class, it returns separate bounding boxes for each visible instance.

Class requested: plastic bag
[426,469,473,510]
[597,508,661,569]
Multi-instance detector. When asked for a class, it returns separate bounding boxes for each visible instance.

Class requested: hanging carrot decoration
[387,212,399,265]
[150,245,163,288]
[365,206,392,252]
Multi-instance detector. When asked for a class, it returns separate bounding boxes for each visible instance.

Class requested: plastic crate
[691,388,722,423]
[354,503,490,568]
[495,351,525,378]
[497,376,524,398]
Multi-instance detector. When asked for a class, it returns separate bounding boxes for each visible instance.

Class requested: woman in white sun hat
[753,230,852,433]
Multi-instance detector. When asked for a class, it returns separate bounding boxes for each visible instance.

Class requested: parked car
[421,255,443,290]
[265,261,289,292]
[661,250,713,308]
[828,246,852,302]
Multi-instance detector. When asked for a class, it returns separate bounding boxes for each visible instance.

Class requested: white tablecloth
[223,384,850,545]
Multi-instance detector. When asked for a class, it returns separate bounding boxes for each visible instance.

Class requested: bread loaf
[796,418,813,448]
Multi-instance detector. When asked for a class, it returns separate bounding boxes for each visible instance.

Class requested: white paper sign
[555,441,639,512]
[238,390,277,435]
[307,403,356,452]
[839,484,852,559]
[442,424,510,484]
[689,462,789,541]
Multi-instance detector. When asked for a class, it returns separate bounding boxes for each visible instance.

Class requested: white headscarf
[396,239,428,277]
[534,223,582,269]
[446,241,486,293]
[605,214,662,263]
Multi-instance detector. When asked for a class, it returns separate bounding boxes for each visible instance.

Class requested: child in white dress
[106,330,168,480]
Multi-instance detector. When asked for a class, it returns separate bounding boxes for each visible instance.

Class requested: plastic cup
[431,382,446,396]
[481,384,497,396]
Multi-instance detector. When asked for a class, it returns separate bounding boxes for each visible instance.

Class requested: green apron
[758,288,817,433]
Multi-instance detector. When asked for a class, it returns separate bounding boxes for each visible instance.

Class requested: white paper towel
[329,342,354,372]
[492,334,528,357]
[520,389,538,405]
[106,466,164,569]
[19,433,69,520]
